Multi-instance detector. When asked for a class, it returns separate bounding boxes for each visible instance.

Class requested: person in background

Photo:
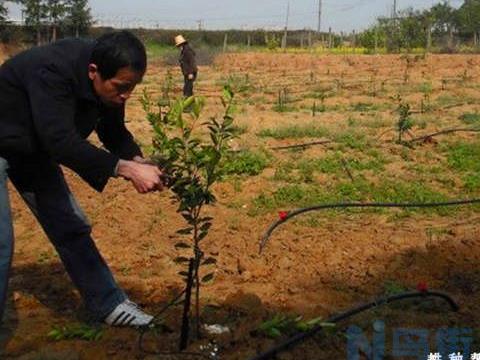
[175,34,198,97]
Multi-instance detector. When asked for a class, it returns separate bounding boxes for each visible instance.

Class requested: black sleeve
[182,47,198,75]
[96,105,143,160]
[27,63,119,192]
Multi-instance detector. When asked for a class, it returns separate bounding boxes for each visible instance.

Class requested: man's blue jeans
[0,156,126,321]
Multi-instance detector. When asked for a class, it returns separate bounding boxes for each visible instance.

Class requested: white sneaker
[104,299,154,327]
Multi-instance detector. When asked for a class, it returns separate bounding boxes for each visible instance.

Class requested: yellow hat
[174,35,187,47]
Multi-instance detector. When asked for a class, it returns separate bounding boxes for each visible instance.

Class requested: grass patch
[223,150,269,176]
[350,102,380,112]
[334,132,370,150]
[463,173,480,192]
[258,123,330,140]
[446,141,480,172]
[272,162,295,182]
[459,112,480,125]
[272,104,299,113]
[273,151,387,183]
[145,40,174,59]
[250,178,451,216]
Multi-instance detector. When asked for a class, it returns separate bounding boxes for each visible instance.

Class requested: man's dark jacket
[179,43,197,76]
[0,38,142,192]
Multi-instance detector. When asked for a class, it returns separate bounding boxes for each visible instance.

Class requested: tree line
[0,0,479,53]
[358,0,480,52]
[0,0,91,44]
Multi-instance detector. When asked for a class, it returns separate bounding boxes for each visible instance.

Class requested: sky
[7,0,465,32]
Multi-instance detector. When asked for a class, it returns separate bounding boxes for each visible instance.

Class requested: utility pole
[197,20,203,31]
[317,0,322,33]
[282,1,289,50]
[391,0,399,52]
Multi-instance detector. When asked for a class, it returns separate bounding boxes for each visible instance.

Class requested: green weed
[48,324,103,341]
[459,112,480,125]
[446,142,480,172]
[258,124,330,140]
[223,150,269,176]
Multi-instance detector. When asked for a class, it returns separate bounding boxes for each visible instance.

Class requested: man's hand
[133,156,150,164]
[116,159,163,193]
[187,73,194,80]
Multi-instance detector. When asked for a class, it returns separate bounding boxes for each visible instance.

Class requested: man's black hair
[90,31,147,80]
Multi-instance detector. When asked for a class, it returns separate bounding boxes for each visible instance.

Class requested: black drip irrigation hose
[260,199,480,252]
[268,140,332,151]
[249,290,459,360]
[408,127,480,143]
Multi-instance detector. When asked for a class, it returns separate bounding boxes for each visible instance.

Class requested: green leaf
[295,317,323,332]
[202,257,217,265]
[183,96,195,109]
[174,256,190,264]
[181,213,194,222]
[176,227,193,235]
[201,273,215,283]
[267,328,282,338]
[200,222,212,232]
[175,242,191,249]
[48,329,61,340]
[222,85,233,102]
[198,231,208,242]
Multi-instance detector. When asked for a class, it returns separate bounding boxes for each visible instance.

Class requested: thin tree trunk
[52,25,57,43]
[36,27,41,46]
[223,33,228,53]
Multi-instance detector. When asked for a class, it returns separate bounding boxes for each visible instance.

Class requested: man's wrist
[116,159,132,179]
[113,160,121,177]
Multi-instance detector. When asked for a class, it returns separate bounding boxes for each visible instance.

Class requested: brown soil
[3,52,480,359]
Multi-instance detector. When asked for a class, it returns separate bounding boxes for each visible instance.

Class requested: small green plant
[402,55,416,84]
[383,280,407,296]
[266,36,280,50]
[158,68,174,107]
[441,78,448,91]
[222,73,252,94]
[419,82,432,113]
[48,324,103,341]
[460,69,471,84]
[257,314,335,338]
[141,86,236,338]
[311,98,326,116]
[273,87,296,112]
[333,77,344,93]
[396,101,413,143]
